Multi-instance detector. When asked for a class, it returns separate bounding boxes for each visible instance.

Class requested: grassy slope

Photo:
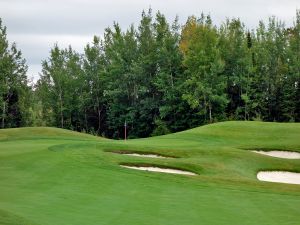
[0,121,300,225]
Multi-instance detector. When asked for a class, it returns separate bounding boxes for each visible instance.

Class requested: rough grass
[0,121,300,225]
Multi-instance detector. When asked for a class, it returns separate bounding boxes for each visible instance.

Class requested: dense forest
[0,9,299,138]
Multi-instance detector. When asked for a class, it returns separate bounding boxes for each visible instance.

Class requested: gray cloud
[1,0,299,81]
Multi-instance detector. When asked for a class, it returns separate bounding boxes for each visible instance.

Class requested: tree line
[0,19,31,129]
[1,9,299,138]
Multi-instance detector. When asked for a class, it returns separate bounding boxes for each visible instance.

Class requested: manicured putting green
[0,121,300,225]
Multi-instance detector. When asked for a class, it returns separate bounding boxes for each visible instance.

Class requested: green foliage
[36,45,83,129]
[181,15,228,123]
[151,118,171,136]
[33,9,300,138]
[1,9,299,138]
[0,19,29,128]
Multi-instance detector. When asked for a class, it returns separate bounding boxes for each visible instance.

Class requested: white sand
[121,153,167,158]
[121,165,196,175]
[252,150,300,159]
[257,171,300,185]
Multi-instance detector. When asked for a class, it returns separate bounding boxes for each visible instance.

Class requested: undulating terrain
[0,121,300,225]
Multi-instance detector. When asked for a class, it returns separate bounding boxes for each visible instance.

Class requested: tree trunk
[84,109,88,131]
[2,101,5,129]
[170,73,174,88]
[170,65,174,88]
[59,92,63,128]
[203,96,207,122]
[96,96,101,135]
[97,107,101,135]
[244,102,247,121]
[209,103,212,123]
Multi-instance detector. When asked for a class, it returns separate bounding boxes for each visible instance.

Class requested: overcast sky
[1,0,299,82]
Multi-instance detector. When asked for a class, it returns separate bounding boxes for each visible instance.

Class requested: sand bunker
[121,165,196,175]
[252,150,300,159]
[110,151,171,158]
[257,171,300,185]
[121,153,168,158]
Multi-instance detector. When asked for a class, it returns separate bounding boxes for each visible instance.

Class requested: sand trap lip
[257,171,300,185]
[110,151,172,158]
[118,153,167,158]
[121,165,196,175]
[252,150,300,159]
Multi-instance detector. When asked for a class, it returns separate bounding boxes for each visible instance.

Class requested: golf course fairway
[0,121,300,225]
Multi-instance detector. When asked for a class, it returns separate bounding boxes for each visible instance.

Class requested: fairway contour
[253,150,300,159]
[120,165,196,175]
[257,171,300,185]
[2,122,300,225]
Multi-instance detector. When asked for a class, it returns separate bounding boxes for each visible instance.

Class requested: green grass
[0,121,300,225]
